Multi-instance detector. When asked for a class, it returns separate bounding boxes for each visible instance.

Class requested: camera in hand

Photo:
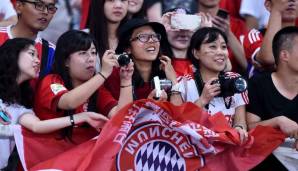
[115,53,131,66]
[151,76,172,99]
[152,78,172,92]
[211,73,247,97]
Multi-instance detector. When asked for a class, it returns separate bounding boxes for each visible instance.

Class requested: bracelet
[170,90,181,95]
[120,84,132,88]
[98,72,107,80]
[233,124,245,130]
[69,115,75,127]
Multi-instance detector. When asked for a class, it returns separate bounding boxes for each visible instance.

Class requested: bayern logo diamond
[135,141,186,171]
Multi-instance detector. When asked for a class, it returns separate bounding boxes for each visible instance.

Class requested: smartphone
[171,14,201,30]
[0,111,11,123]
[217,9,229,19]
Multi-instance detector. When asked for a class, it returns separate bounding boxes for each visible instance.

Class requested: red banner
[14,100,286,171]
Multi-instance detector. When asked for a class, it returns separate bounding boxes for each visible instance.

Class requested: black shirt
[247,72,298,171]
[247,72,298,122]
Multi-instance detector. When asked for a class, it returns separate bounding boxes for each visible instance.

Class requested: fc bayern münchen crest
[116,123,198,171]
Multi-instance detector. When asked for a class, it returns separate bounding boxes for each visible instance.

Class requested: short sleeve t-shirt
[0,99,32,169]
[179,72,249,124]
[247,73,298,122]
[34,74,99,143]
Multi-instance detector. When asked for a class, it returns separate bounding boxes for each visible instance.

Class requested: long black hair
[86,0,128,58]
[187,27,228,94]
[0,38,35,108]
[52,30,98,141]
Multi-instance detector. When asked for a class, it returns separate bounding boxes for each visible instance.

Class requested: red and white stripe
[248,29,261,44]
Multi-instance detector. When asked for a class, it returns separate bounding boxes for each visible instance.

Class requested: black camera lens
[234,77,247,93]
[117,53,131,66]
[217,73,247,97]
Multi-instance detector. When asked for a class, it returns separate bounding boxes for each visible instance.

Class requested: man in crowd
[247,26,298,170]
[0,0,57,77]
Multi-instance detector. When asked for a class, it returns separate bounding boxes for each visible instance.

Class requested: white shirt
[0,0,17,21]
[0,99,32,169]
[178,72,248,124]
[240,0,270,29]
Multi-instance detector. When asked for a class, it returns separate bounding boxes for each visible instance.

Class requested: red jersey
[219,0,242,20]
[103,68,153,101]
[0,25,55,77]
[34,74,100,143]
[241,29,263,77]
[172,58,193,78]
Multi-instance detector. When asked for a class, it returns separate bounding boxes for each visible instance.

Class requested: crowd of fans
[0,0,297,170]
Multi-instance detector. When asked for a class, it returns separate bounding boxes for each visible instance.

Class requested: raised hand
[159,55,178,84]
[100,50,119,78]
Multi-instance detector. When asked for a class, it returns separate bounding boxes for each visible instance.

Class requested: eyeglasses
[21,0,57,14]
[130,33,161,43]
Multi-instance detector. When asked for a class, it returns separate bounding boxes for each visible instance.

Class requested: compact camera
[152,76,172,98]
[114,53,131,66]
[171,14,201,30]
[211,73,247,97]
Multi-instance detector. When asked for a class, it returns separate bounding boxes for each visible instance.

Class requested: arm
[58,50,117,110]
[147,2,162,23]
[227,30,248,70]
[243,15,259,30]
[19,112,108,134]
[212,16,247,70]
[160,56,183,105]
[256,0,288,66]
[108,63,134,118]
[234,105,248,143]
[247,112,298,138]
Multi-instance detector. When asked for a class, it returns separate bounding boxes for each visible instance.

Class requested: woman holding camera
[100,18,183,106]
[34,30,134,143]
[185,27,249,143]
[0,38,110,169]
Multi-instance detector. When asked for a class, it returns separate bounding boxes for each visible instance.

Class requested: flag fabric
[13,100,286,171]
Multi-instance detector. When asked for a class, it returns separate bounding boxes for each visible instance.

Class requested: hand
[82,112,109,131]
[198,78,221,106]
[234,126,248,144]
[159,55,178,84]
[148,89,168,102]
[100,50,118,78]
[197,12,213,28]
[212,15,230,35]
[119,61,134,83]
[276,116,298,138]
[161,11,180,32]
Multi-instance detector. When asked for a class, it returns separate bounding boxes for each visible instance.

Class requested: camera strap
[223,96,232,109]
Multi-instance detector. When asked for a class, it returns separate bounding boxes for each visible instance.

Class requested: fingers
[147,89,157,100]
[235,127,248,144]
[159,90,168,101]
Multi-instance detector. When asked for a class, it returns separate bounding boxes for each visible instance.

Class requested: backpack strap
[39,39,52,79]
